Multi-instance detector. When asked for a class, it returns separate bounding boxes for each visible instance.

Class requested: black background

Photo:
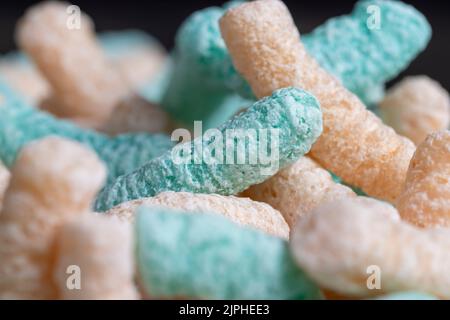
[0,0,449,90]
[0,299,442,317]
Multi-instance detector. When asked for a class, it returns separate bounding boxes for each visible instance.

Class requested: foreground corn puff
[105,191,289,239]
[136,206,322,299]
[397,131,450,227]
[0,136,106,299]
[220,0,416,203]
[291,197,450,298]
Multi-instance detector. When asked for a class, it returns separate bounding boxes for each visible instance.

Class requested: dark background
[0,0,449,90]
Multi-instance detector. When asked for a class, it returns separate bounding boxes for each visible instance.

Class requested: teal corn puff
[373,292,437,300]
[160,7,231,124]
[161,57,230,125]
[0,81,173,182]
[95,87,323,211]
[302,0,431,104]
[173,2,253,99]
[135,206,322,300]
[161,3,252,128]
[174,6,244,93]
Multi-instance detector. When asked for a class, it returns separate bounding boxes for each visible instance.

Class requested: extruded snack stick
[0,29,168,107]
[105,191,289,239]
[380,76,450,145]
[220,0,416,202]
[291,197,450,298]
[162,4,250,128]
[136,206,322,299]
[301,0,431,104]
[17,1,169,133]
[54,214,138,300]
[0,137,106,299]
[95,87,323,211]
[0,81,173,182]
[397,131,450,228]
[178,2,252,99]
[16,1,127,126]
[242,157,356,227]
